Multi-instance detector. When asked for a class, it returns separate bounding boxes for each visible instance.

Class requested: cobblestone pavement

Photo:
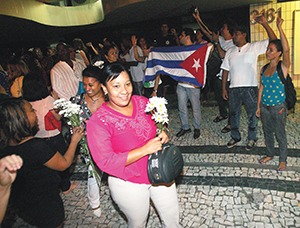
[7,94,300,228]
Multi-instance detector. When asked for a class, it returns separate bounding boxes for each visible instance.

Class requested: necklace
[90,96,102,104]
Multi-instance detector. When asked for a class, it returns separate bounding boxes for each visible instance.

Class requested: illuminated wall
[250,1,300,87]
[0,0,104,27]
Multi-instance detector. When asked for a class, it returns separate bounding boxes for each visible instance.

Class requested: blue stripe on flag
[151,44,206,53]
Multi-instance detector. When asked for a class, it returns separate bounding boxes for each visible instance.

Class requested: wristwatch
[154,89,157,93]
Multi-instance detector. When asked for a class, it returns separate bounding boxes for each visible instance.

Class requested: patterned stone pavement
[5,94,300,227]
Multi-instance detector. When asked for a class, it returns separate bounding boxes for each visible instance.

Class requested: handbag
[147,143,183,184]
[44,110,61,131]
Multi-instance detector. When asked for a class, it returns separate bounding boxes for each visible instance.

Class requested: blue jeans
[260,102,287,162]
[229,87,258,141]
[214,78,230,125]
[176,84,201,130]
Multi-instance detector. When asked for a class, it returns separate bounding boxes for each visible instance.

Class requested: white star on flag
[192,58,201,72]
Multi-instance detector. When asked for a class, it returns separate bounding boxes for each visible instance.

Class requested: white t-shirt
[221,39,269,88]
[219,36,234,52]
[31,96,60,138]
[129,46,145,82]
[217,36,235,80]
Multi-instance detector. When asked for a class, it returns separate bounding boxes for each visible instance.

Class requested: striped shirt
[51,60,86,100]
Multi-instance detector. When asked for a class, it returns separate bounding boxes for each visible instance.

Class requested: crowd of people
[0,9,290,227]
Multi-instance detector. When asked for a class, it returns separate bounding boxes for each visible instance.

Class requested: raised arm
[171,28,180,46]
[193,8,213,42]
[79,50,90,66]
[277,17,290,74]
[86,42,99,56]
[212,31,226,59]
[131,35,146,63]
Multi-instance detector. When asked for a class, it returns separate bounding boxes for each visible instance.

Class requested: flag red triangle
[179,44,208,85]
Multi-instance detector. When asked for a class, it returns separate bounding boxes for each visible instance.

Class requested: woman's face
[23,101,38,130]
[102,71,133,110]
[105,48,118,63]
[196,30,203,40]
[83,77,102,97]
[69,47,76,60]
[139,38,146,47]
[266,43,281,60]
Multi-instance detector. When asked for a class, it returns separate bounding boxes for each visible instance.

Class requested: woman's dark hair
[82,65,102,82]
[269,39,283,57]
[0,98,32,148]
[22,70,49,102]
[101,62,132,86]
[73,38,88,52]
[101,45,116,64]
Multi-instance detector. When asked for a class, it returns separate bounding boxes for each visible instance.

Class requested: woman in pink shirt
[86,63,180,227]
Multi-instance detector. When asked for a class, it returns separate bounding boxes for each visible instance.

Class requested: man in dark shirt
[155,23,178,96]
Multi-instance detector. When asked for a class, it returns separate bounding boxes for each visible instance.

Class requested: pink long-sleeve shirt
[86,95,157,184]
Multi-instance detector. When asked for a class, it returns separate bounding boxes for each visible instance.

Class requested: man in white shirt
[51,43,86,100]
[221,15,276,150]
[129,42,145,95]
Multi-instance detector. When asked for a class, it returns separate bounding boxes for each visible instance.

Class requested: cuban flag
[145,43,212,87]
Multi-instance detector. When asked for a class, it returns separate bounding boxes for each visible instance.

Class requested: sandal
[258,156,273,164]
[221,125,231,133]
[213,115,228,123]
[277,162,287,171]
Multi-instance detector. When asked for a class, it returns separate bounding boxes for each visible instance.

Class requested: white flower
[54,98,67,109]
[145,96,169,133]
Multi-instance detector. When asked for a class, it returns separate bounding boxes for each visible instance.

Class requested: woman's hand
[254,10,267,24]
[157,130,169,144]
[131,35,138,47]
[276,17,283,29]
[143,137,163,155]
[171,28,177,36]
[256,108,261,117]
[71,127,85,144]
[0,155,23,188]
[222,89,228,100]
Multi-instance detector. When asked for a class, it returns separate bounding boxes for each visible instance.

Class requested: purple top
[86,95,157,184]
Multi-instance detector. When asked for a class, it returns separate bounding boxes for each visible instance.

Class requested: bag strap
[262,63,269,76]
[262,61,285,85]
[276,60,286,85]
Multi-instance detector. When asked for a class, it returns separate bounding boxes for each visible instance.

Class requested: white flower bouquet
[145,96,169,134]
[54,98,101,187]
